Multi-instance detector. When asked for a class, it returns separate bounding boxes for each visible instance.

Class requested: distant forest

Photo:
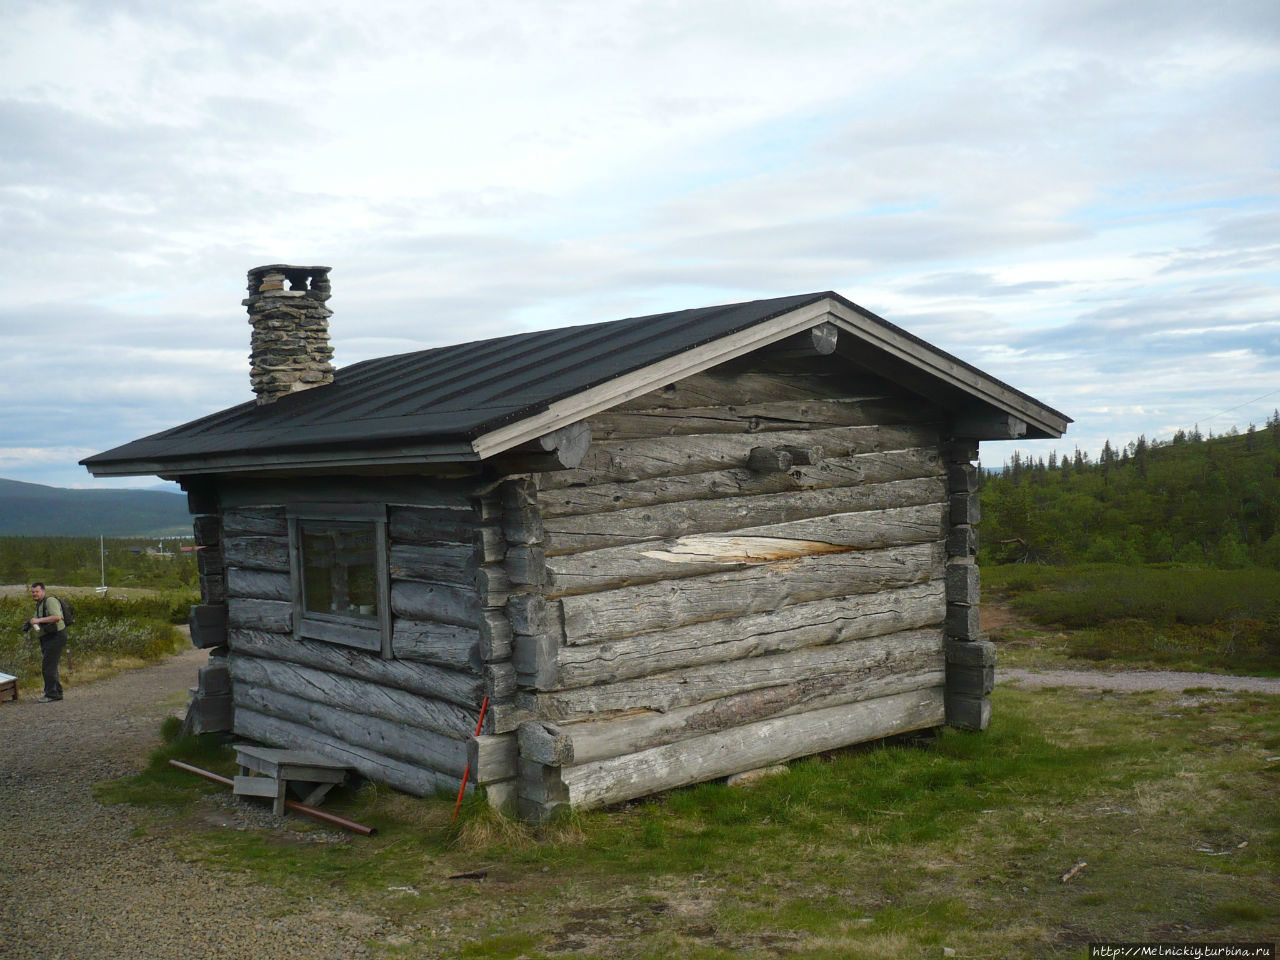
[0,536,198,591]
[980,412,1280,568]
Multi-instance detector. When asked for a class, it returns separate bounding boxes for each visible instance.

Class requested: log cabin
[83,264,1069,822]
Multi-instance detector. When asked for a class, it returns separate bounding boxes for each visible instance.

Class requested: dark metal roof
[83,292,840,470]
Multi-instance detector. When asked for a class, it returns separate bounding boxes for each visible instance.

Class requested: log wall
[511,354,954,820]
[219,478,518,807]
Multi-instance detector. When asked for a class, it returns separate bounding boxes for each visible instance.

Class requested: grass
[98,686,1280,959]
[983,564,1280,676]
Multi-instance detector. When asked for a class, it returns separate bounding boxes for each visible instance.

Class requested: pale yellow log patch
[640,534,849,564]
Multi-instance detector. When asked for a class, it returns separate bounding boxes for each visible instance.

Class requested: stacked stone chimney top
[245,264,335,405]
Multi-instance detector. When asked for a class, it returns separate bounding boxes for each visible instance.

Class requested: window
[288,505,391,655]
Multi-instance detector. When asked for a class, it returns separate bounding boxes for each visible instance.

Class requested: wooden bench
[232,744,349,815]
[0,672,17,703]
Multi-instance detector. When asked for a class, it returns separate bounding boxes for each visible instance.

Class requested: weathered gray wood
[479,610,514,662]
[946,604,981,639]
[197,545,224,577]
[948,524,978,558]
[543,423,942,489]
[229,660,481,747]
[466,734,519,785]
[475,564,511,607]
[235,707,458,797]
[222,535,290,573]
[221,508,287,538]
[559,539,945,645]
[589,397,927,443]
[391,580,480,627]
[554,580,944,689]
[951,412,1026,440]
[185,485,218,515]
[942,439,979,464]
[505,545,547,586]
[197,661,230,696]
[200,573,226,604]
[227,597,293,634]
[747,446,793,473]
[950,492,980,526]
[610,367,900,411]
[388,505,480,545]
[554,669,944,765]
[526,627,943,718]
[183,690,232,734]
[945,562,980,604]
[228,629,494,709]
[538,447,944,518]
[189,604,228,648]
[945,694,991,731]
[947,462,978,493]
[389,543,477,586]
[544,477,947,559]
[556,689,945,811]
[220,476,475,511]
[390,619,484,672]
[192,515,222,546]
[946,638,996,697]
[518,721,575,765]
[225,567,292,602]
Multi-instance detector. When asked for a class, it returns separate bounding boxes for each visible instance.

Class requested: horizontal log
[199,573,226,605]
[466,734,519,786]
[946,637,996,667]
[389,543,477,587]
[220,476,475,511]
[544,476,947,560]
[559,537,945,645]
[610,369,899,411]
[189,604,228,649]
[555,668,944,765]
[526,627,944,719]
[391,580,480,627]
[391,619,484,671]
[539,447,945,523]
[945,694,991,731]
[475,565,511,607]
[946,604,981,640]
[557,689,945,810]
[228,629,493,710]
[480,610,513,662]
[505,545,547,586]
[225,567,292,602]
[227,597,293,634]
[221,508,287,538]
[235,707,458,798]
[947,463,979,494]
[589,397,927,443]
[543,423,941,489]
[555,580,945,689]
[388,505,481,546]
[519,721,575,766]
[234,678,469,776]
[223,535,290,573]
[948,525,978,558]
[197,545,224,577]
[950,492,980,526]
[192,515,222,546]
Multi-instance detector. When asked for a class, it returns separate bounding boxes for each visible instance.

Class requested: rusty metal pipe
[168,759,377,836]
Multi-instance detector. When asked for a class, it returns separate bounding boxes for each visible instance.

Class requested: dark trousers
[39,629,66,699]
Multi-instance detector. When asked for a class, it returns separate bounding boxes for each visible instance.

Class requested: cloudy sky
[2,0,1278,489]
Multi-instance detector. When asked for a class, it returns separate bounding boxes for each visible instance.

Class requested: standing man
[28,583,66,702]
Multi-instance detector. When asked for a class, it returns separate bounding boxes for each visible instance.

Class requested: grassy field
[99,684,1279,959]
[983,564,1280,676]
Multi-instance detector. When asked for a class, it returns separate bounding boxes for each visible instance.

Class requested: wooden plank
[388,542,477,586]
[538,447,944,519]
[228,629,495,710]
[542,423,941,489]
[221,508,287,538]
[559,538,945,646]
[235,708,460,798]
[608,369,899,411]
[553,669,944,765]
[554,580,944,689]
[587,398,929,442]
[391,580,480,627]
[390,619,484,671]
[557,689,945,810]
[227,597,293,634]
[234,681,469,776]
[466,734,520,786]
[219,476,476,511]
[543,476,947,559]
[222,535,290,573]
[388,505,480,545]
[225,567,292,602]
[526,627,944,718]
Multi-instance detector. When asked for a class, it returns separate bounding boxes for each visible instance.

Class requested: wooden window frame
[287,503,392,657]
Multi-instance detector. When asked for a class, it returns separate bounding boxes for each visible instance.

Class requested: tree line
[0,536,199,591]
[979,412,1280,568]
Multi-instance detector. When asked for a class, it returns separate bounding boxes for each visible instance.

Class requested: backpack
[47,595,74,629]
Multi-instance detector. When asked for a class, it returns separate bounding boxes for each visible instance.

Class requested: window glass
[300,521,378,621]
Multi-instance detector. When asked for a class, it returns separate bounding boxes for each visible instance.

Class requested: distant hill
[0,478,191,537]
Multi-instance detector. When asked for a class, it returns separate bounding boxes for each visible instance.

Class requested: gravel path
[0,648,385,960]
[1000,667,1280,694]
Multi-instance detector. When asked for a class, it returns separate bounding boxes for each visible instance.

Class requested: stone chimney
[244,264,335,405]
